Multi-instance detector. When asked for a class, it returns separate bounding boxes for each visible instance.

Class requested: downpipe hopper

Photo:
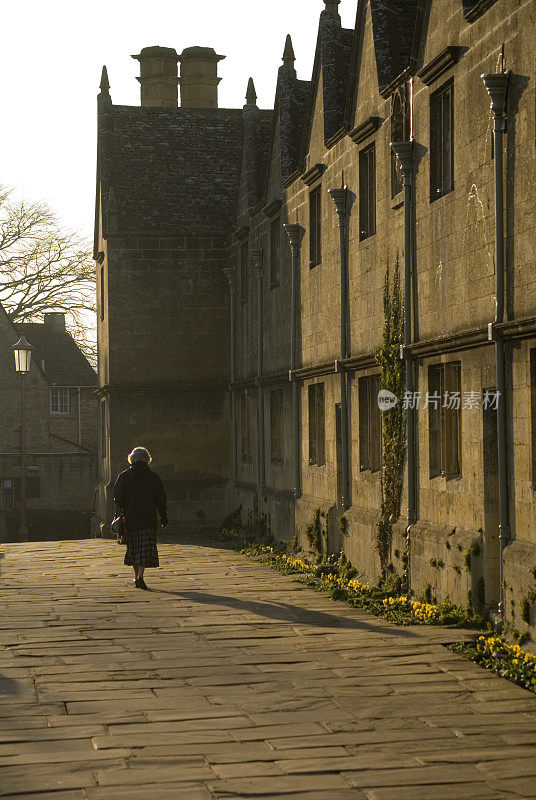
[223,266,236,291]
[328,187,347,217]
[482,71,510,117]
[283,223,302,250]
[390,141,414,182]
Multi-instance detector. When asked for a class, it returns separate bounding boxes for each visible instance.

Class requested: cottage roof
[98,105,244,236]
[14,323,97,386]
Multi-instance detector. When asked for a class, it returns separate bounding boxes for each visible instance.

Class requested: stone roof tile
[101,105,244,234]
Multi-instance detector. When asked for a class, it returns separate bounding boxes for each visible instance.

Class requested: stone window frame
[308,382,325,466]
[359,142,376,241]
[428,361,462,480]
[430,78,454,203]
[358,373,381,472]
[309,186,322,268]
[269,387,284,463]
[50,387,70,415]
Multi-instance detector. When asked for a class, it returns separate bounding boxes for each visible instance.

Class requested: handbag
[111,508,127,545]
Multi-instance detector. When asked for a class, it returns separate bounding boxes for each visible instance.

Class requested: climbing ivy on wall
[374,258,406,574]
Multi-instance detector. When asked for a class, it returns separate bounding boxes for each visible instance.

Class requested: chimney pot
[44,313,66,333]
[132,46,179,107]
[179,46,225,108]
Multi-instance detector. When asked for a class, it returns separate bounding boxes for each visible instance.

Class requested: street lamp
[12,336,34,542]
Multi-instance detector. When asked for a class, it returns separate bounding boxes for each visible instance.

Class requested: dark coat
[113,462,167,532]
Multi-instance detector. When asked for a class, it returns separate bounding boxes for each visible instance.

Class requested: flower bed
[448,636,536,693]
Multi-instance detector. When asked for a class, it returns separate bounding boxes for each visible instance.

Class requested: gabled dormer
[369,0,427,97]
[301,0,354,163]
[241,78,273,212]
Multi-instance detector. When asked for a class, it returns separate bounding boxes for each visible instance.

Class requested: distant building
[0,308,98,539]
[95,0,536,636]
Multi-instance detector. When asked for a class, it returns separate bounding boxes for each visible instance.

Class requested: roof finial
[323,0,341,15]
[99,66,111,99]
[245,77,257,107]
[282,34,295,67]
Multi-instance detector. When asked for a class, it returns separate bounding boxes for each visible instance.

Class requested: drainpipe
[391,141,417,584]
[223,266,238,484]
[329,187,350,510]
[252,250,265,494]
[482,71,510,623]
[284,224,302,499]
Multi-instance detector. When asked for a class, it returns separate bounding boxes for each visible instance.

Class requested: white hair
[128,446,152,465]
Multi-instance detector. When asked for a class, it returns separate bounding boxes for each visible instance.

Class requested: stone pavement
[1,537,536,800]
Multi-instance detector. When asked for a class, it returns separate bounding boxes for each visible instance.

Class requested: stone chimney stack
[131,46,179,107]
[179,47,225,108]
[44,313,66,333]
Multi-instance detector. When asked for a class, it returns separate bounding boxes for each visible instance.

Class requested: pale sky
[1,0,356,241]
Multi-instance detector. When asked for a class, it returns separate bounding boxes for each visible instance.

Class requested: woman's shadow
[150,588,414,637]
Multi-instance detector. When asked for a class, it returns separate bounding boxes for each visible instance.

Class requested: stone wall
[98,231,232,530]
[233,0,536,638]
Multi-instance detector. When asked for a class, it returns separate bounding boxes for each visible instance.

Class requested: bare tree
[0,188,96,364]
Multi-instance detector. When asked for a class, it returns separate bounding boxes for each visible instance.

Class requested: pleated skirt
[124,529,159,568]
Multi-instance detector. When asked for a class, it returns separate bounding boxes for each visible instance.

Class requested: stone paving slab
[0,536,536,799]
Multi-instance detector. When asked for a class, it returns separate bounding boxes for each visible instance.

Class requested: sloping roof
[14,323,97,386]
[99,105,244,235]
[369,0,428,94]
[242,108,274,209]
[299,6,354,162]
[280,78,310,180]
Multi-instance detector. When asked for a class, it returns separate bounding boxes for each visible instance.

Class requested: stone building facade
[96,0,536,635]
[0,308,98,539]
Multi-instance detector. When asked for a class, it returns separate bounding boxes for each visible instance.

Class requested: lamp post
[12,336,34,542]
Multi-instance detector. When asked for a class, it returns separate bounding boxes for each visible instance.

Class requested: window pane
[429,366,442,478]
[316,383,325,465]
[308,385,317,464]
[445,362,461,478]
[51,388,69,414]
[370,375,381,472]
[369,146,376,237]
[359,144,375,240]
[430,81,454,201]
[359,377,370,470]
[309,187,321,267]
[443,89,452,193]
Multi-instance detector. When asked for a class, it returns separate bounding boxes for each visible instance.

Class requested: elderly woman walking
[114,447,167,590]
